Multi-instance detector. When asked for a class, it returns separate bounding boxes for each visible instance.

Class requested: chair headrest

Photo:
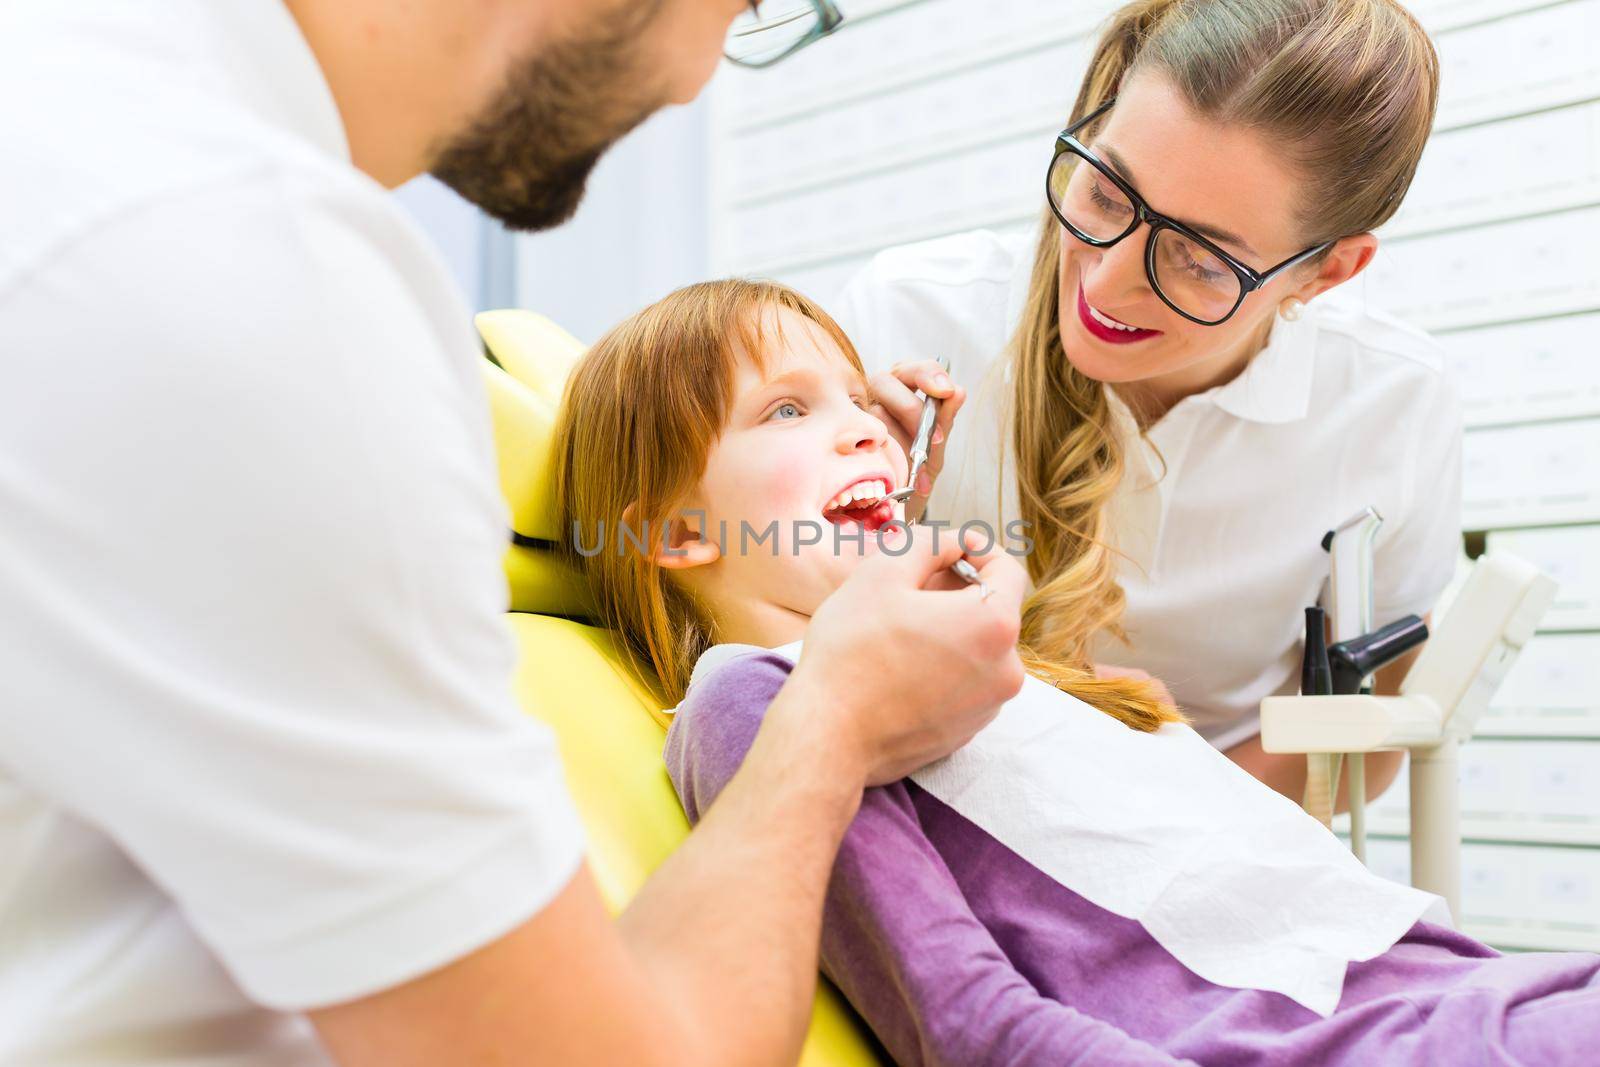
[477,310,593,619]
[479,309,584,411]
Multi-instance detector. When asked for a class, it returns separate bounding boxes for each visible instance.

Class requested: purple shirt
[665,651,1600,1066]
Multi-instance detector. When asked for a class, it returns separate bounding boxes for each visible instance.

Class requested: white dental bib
[679,641,1450,1017]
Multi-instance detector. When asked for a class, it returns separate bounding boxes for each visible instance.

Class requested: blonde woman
[838,0,1461,805]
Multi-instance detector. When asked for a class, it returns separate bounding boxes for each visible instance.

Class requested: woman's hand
[868,360,965,522]
[1094,663,1178,711]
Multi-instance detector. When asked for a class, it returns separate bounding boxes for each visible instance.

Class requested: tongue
[825,500,892,531]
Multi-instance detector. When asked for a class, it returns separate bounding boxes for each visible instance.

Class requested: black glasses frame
[1046,98,1336,326]
[724,1,845,69]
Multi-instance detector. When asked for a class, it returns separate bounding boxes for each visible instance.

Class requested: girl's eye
[767,401,803,422]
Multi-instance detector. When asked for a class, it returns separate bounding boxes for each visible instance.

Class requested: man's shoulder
[0,118,376,299]
[0,145,476,500]
[0,9,372,302]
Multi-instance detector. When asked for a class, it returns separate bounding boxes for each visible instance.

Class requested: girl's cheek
[757,455,819,518]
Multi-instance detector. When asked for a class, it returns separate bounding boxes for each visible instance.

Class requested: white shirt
[0,4,584,1064]
[832,229,1463,747]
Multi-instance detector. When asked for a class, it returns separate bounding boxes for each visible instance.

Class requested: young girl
[551,280,1598,1065]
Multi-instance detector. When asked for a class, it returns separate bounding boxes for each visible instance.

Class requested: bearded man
[0,3,1030,1065]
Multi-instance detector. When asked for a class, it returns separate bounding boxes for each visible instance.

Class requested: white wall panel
[1362,741,1600,844]
[1368,207,1600,330]
[1366,838,1600,951]
[720,0,1106,129]
[1389,100,1600,238]
[1434,0,1600,129]
[729,42,1082,204]
[1481,633,1600,737]
[1461,418,1600,528]
[1441,314,1600,427]
[1410,0,1581,32]
[1487,525,1600,628]
[727,133,1047,273]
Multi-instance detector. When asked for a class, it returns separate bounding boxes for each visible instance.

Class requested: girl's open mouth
[822,477,897,533]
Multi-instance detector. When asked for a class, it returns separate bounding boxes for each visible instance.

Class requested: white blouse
[831,228,1463,749]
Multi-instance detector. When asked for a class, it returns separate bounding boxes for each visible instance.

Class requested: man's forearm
[619,669,864,1067]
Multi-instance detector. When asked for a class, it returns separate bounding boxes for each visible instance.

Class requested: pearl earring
[1279,298,1304,322]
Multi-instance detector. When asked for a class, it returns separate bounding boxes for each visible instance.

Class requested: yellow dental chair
[476,310,883,1067]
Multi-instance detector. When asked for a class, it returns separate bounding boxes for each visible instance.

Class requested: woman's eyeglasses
[724,1,844,69]
[1046,99,1336,327]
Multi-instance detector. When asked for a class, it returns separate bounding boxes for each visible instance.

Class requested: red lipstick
[1076,285,1162,345]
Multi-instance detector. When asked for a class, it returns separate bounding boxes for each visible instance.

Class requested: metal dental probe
[949,557,992,599]
[883,358,990,598]
[886,355,947,507]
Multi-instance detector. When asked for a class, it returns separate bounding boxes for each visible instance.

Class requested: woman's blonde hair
[553,279,1178,731]
[1012,0,1440,666]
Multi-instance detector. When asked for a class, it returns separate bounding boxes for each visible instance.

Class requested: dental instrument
[886,355,949,506]
[1303,508,1386,841]
[879,357,988,598]
[950,557,992,599]
[1311,509,1426,855]
[1327,615,1430,698]
[1301,607,1333,698]
[1325,507,1384,651]
[1297,606,1429,846]
[1263,551,1557,919]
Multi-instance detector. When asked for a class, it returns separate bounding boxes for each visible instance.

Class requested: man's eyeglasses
[1046,99,1336,327]
[724,1,844,69]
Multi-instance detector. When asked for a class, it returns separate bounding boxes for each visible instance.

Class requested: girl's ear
[622,502,721,570]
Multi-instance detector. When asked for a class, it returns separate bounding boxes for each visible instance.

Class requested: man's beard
[430,9,663,232]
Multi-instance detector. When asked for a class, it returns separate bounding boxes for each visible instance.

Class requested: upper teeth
[1088,304,1141,332]
[826,479,888,511]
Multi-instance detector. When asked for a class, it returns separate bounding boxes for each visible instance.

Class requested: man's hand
[793,525,1027,787]
[311,535,1029,1067]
